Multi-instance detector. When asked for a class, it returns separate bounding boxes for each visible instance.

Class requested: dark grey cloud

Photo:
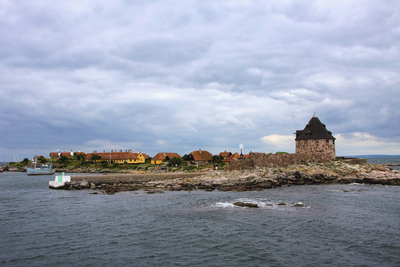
[1,0,400,160]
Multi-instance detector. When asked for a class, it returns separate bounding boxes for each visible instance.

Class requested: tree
[182,154,190,161]
[212,155,223,164]
[38,156,48,164]
[59,156,69,164]
[168,157,184,167]
[100,161,108,168]
[74,153,85,161]
[91,154,102,161]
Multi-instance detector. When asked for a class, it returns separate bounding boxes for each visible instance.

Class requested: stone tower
[295,116,336,159]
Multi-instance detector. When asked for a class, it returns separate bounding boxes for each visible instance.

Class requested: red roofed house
[223,152,249,164]
[49,152,60,157]
[151,152,181,165]
[187,149,213,167]
[60,150,74,157]
[84,149,146,164]
[57,150,86,157]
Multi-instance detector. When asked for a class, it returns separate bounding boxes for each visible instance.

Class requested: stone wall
[225,152,335,171]
[295,139,335,159]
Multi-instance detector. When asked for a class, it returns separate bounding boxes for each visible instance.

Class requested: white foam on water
[214,202,235,208]
[213,199,309,210]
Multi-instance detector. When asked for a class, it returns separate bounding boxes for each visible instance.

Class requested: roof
[223,152,239,163]
[152,152,181,161]
[84,150,143,161]
[223,153,249,163]
[295,116,335,140]
[219,151,232,158]
[190,150,213,161]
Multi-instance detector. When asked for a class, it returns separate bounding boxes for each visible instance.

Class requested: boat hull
[27,168,55,175]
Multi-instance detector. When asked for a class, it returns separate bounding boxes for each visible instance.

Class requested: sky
[1,0,400,161]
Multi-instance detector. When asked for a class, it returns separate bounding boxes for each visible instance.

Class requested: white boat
[27,155,55,175]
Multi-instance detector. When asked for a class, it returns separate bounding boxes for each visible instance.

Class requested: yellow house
[85,150,146,164]
[151,152,181,165]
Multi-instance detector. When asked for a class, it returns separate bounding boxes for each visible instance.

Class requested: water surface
[1,172,399,266]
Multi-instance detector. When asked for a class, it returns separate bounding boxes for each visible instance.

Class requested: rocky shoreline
[56,161,400,194]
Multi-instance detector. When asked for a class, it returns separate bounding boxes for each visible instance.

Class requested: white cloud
[260,134,295,153]
[336,132,400,155]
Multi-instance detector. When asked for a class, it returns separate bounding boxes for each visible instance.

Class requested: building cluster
[49,148,246,167]
[49,116,336,166]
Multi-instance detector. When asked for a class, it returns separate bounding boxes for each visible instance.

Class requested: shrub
[168,157,184,167]
[100,161,108,168]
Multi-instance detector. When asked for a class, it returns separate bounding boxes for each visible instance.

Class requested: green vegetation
[90,154,102,161]
[167,157,185,167]
[9,158,30,167]
[212,155,224,164]
[38,156,48,164]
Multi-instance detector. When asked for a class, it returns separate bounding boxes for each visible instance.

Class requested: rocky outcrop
[233,202,259,208]
[58,161,400,194]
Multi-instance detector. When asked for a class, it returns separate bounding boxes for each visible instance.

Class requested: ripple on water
[1,175,400,266]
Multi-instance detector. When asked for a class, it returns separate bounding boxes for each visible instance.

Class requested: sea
[1,158,400,266]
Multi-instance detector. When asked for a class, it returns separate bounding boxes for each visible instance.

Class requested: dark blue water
[1,172,400,267]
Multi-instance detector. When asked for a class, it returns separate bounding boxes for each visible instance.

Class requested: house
[49,152,60,157]
[223,152,249,164]
[60,150,74,157]
[55,150,86,157]
[295,116,336,159]
[219,151,232,159]
[151,152,181,165]
[84,149,146,164]
[187,149,213,167]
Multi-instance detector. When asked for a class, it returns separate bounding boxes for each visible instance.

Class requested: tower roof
[295,116,335,140]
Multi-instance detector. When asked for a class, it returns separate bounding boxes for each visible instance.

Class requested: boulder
[233,202,259,208]
[211,177,229,186]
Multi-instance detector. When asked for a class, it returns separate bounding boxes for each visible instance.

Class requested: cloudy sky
[1,0,399,161]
